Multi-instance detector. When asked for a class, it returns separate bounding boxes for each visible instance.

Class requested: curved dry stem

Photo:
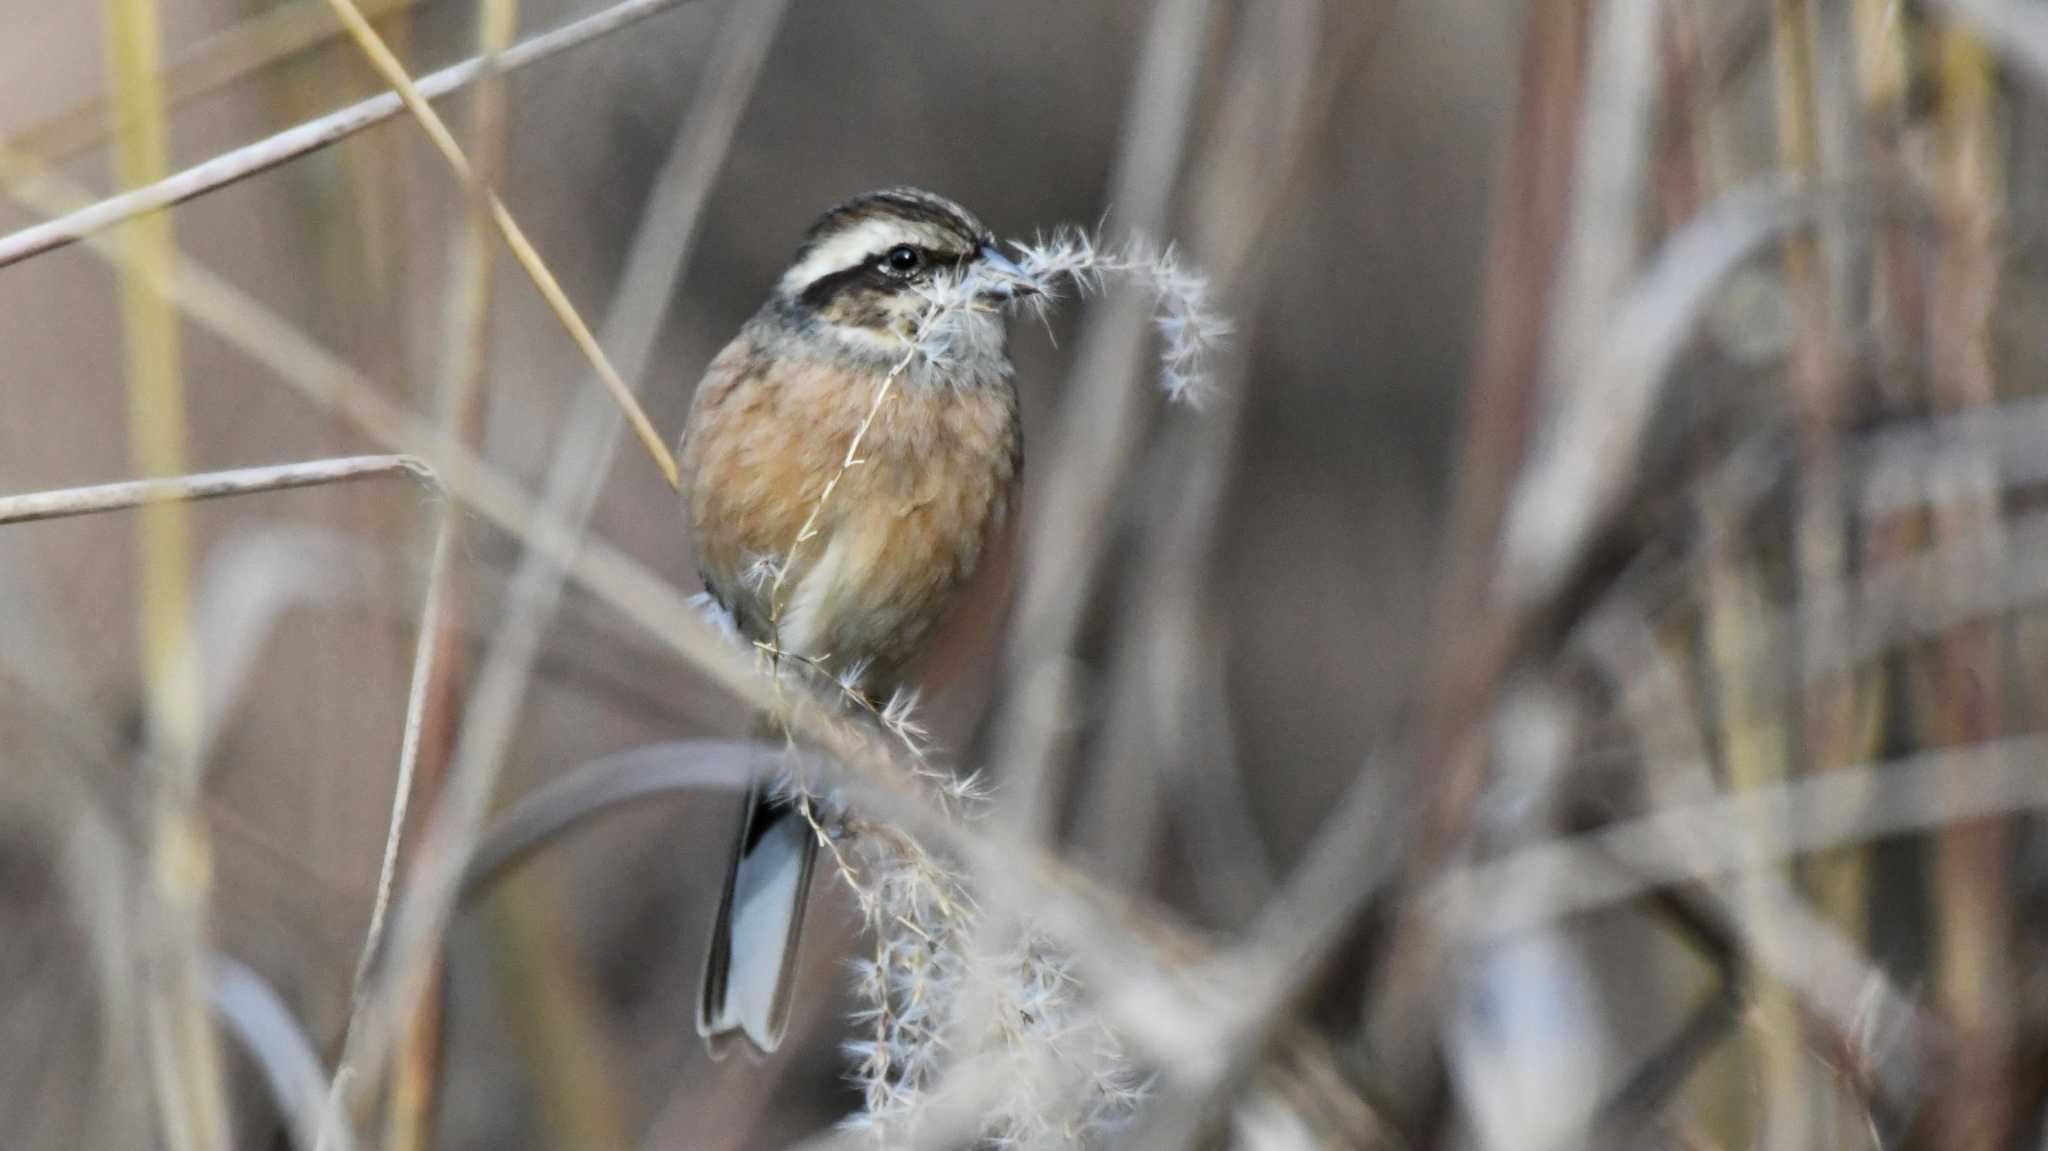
[458,740,766,898]
[213,956,358,1151]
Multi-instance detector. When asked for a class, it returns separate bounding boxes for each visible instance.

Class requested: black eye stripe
[793,245,976,310]
[797,262,883,309]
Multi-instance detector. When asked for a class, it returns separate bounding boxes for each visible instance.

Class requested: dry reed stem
[8,0,434,161]
[369,516,456,1151]
[437,0,519,438]
[1706,509,1813,1150]
[313,0,806,1118]
[1575,603,1932,1119]
[101,3,230,1148]
[0,450,443,1151]
[1779,9,1893,1143]
[1360,2,1590,1132]
[1925,20,2013,1150]
[1439,724,2048,947]
[420,0,629,1143]
[1764,0,1835,1140]
[374,0,788,1133]
[1077,0,1335,897]
[0,454,433,524]
[1427,0,1588,679]
[378,0,522,1144]
[318,0,680,490]
[0,0,700,273]
[988,0,1217,842]
[1497,0,1663,608]
[351,508,454,994]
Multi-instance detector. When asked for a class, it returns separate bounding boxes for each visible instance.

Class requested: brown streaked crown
[797,187,989,260]
[776,188,995,326]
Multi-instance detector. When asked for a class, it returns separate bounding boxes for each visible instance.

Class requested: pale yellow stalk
[101,1,228,1148]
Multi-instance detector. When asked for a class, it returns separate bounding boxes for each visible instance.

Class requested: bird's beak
[976,244,1040,300]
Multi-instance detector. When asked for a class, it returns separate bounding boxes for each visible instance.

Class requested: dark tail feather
[698,783,819,1057]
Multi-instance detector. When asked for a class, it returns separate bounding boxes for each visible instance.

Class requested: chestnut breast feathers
[680,333,1020,688]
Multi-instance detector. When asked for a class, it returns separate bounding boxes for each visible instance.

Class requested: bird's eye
[884,245,922,275]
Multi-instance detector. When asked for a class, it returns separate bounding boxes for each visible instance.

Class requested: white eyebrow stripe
[778,218,956,296]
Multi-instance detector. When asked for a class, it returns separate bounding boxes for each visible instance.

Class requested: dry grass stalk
[0,451,445,1151]
[0,0,699,273]
[409,0,629,1145]
[1358,0,1591,1132]
[99,3,231,1148]
[1769,0,1852,1139]
[1926,20,2014,1150]
[0,446,447,1151]
[317,0,680,491]
[986,0,1220,852]
[377,0,792,1140]
[0,455,432,524]
[1701,493,1809,1150]
[375,0,525,1144]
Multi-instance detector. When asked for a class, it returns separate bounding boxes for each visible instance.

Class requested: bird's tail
[698,772,819,1058]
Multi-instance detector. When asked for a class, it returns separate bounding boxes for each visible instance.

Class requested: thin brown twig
[380,0,520,1143]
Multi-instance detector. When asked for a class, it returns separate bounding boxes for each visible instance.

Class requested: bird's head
[773,187,1033,381]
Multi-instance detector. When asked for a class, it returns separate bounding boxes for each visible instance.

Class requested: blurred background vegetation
[14,0,2048,1148]
[1,1,1507,1146]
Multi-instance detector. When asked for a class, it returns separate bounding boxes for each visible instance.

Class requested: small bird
[681,188,1029,1056]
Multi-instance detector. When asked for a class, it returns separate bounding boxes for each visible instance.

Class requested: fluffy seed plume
[694,610,1145,1147]
[916,224,1229,405]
